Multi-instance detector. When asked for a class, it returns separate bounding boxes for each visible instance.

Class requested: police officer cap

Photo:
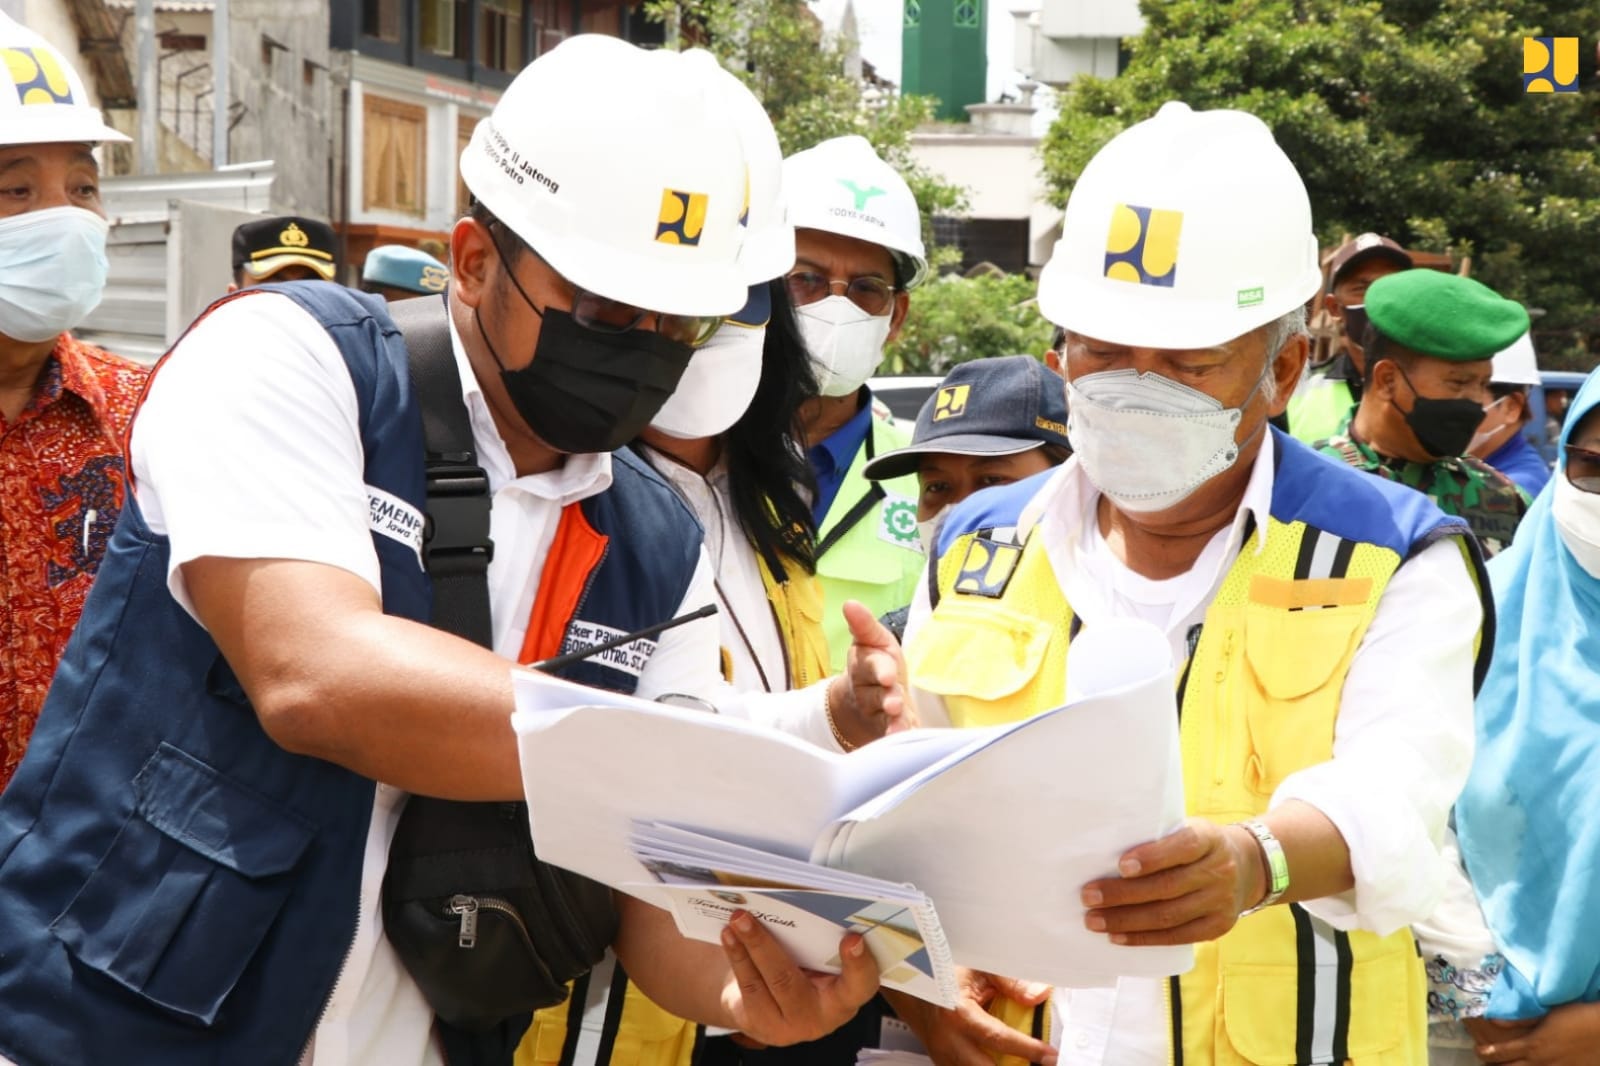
[362,244,450,295]
[1365,269,1530,362]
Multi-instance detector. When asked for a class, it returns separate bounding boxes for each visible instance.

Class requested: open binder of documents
[513,617,1194,997]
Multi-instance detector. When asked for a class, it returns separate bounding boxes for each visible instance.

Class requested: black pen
[529,603,719,673]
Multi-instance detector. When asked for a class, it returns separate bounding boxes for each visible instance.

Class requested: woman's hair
[725,279,822,573]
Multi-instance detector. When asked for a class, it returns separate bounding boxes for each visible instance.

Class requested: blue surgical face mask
[0,206,110,343]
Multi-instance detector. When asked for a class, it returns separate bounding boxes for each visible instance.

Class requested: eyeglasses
[497,226,722,348]
[784,270,896,316]
[1565,444,1600,494]
[565,287,723,348]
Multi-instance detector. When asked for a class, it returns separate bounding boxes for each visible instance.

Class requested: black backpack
[378,295,618,1062]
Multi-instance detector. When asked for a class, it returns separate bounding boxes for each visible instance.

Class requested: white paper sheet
[513,618,1192,987]
[824,619,1193,986]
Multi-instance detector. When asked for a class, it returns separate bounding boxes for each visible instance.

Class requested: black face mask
[1389,363,1484,459]
[477,246,694,455]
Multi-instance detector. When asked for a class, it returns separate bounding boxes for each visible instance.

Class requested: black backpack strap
[387,295,495,649]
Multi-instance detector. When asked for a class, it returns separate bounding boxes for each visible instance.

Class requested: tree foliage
[1040,0,1600,366]
[883,272,1056,374]
[645,0,966,262]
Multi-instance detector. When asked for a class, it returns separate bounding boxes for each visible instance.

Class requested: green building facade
[901,0,988,122]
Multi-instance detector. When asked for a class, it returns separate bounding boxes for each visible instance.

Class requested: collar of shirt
[641,447,733,565]
[17,335,111,426]
[1020,430,1276,635]
[807,392,873,523]
[807,392,873,482]
[447,314,611,506]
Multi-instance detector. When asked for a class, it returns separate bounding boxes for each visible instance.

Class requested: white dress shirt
[639,448,790,694]
[904,433,1482,1065]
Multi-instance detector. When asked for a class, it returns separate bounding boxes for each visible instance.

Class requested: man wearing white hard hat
[0,35,879,1066]
[1470,331,1550,497]
[781,135,930,673]
[0,14,146,798]
[851,101,1491,1064]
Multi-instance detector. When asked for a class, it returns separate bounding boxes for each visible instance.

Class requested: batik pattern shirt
[1315,428,1531,556]
[0,334,147,791]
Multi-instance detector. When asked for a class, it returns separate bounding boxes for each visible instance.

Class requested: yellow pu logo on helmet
[418,265,450,292]
[279,222,310,248]
[3,46,74,106]
[1523,37,1579,92]
[1103,204,1182,288]
[656,189,708,246]
[933,385,970,421]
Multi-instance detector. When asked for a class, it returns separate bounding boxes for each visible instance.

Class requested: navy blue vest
[0,283,702,1066]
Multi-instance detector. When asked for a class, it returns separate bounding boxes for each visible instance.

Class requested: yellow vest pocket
[1239,599,1367,796]
[905,598,1052,721]
[1220,949,1408,1064]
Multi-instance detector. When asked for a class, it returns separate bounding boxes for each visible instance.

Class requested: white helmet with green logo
[1037,101,1321,350]
[783,135,928,290]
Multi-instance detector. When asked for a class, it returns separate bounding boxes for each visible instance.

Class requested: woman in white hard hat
[0,13,147,797]
[845,100,1490,1065]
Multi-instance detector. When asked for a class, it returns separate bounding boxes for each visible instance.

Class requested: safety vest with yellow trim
[517,540,828,1066]
[816,415,924,672]
[903,431,1491,1066]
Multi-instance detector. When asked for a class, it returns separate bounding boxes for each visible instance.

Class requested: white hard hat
[0,14,129,146]
[680,49,794,284]
[783,135,928,289]
[459,35,748,318]
[1037,101,1321,351]
[1490,330,1540,386]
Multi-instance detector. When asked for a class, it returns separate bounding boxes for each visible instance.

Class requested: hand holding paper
[513,615,1193,995]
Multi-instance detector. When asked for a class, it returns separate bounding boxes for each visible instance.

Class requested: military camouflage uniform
[1315,427,1531,556]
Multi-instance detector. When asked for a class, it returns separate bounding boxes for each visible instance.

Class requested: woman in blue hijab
[1456,367,1600,1061]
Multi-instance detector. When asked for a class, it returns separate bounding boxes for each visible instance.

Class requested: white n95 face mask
[650,323,765,440]
[1067,367,1265,514]
[0,206,111,343]
[796,295,891,397]
[1551,474,1600,580]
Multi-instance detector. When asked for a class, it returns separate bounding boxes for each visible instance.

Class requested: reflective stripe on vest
[907,513,1448,1063]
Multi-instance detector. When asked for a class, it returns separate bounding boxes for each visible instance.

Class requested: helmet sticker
[1104,204,1182,288]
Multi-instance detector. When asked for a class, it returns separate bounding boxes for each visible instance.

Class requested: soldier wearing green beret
[1315,269,1532,555]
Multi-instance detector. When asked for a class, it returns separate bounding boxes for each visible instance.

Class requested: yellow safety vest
[905,508,1475,1064]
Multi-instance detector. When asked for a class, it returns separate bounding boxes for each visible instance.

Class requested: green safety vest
[815,416,924,672]
[1287,375,1356,445]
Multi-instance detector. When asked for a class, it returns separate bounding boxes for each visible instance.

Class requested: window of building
[420,0,469,59]
[362,0,402,42]
[480,0,525,72]
[364,94,428,217]
[456,114,479,217]
[954,0,979,29]
[530,0,566,56]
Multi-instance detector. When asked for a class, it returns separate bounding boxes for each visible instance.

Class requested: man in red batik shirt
[0,13,148,791]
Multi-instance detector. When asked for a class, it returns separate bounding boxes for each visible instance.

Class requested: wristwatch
[1235,819,1290,916]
